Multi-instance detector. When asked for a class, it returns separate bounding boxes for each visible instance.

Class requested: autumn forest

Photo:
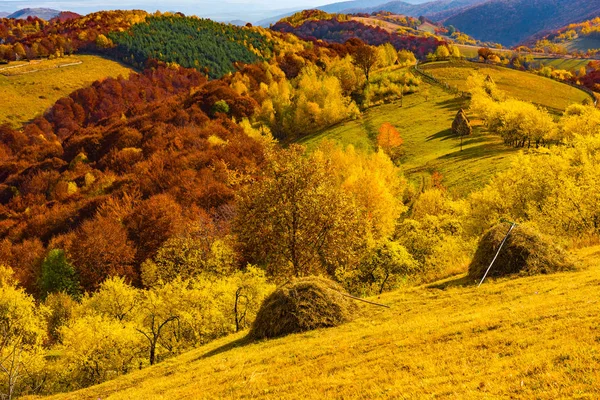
[1,5,600,399]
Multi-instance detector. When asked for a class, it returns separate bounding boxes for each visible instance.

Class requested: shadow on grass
[426,128,454,142]
[439,141,514,162]
[460,136,494,146]
[436,97,467,111]
[428,275,479,290]
[197,335,253,360]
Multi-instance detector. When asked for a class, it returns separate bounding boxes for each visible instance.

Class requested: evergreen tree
[39,249,81,299]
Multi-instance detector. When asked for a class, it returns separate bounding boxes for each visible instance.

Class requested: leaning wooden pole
[478,222,516,288]
[338,292,391,308]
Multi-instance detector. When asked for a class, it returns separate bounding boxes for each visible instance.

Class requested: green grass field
[299,83,517,197]
[422,61,590,113]
[31,246,600,400]
[0,55,134,127]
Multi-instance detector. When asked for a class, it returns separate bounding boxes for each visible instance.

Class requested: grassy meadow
[299,83,518,196]
[0,55,134,127]
[421,61,590,113]
[532,57,591,71]
[30,246,600,400]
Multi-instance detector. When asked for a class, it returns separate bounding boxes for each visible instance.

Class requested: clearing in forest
[0,55,134,127]
[299,83,518,196]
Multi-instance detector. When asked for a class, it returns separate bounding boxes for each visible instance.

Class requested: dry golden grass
[0,55,134,127]
[422,61,590,113]
[32,246,600,400]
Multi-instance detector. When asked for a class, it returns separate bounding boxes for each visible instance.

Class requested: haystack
[468,223,575,280]
[249,276,358,340]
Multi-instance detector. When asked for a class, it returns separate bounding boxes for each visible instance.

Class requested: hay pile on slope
[249,276,358,340]
[468,223,575,280]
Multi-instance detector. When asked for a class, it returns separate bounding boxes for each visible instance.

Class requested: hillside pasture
[0,55,134,127]
[299,83,518,196]
[421,61,590,113]
[30,247,600,400]
[532,57,591,71]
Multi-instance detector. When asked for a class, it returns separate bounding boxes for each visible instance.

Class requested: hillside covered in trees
[0,10,148,62]
[443,0,600,46]
[108,16,275,78]
[531,17,600,57]
[271,10,445,59]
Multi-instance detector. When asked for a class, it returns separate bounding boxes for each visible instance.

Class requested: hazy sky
[0,0,330,21]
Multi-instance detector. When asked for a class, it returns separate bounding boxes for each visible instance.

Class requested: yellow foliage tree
[0,266,47,399]
[58,315,144,388]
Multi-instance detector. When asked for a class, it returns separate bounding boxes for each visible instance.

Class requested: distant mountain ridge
[7,8,62,20]
[443,0,600,46]
[344,0,488,17]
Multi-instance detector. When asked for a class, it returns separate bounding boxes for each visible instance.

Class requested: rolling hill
[421,61,590,113]
[26,246,600,400]
[443,0,600,46]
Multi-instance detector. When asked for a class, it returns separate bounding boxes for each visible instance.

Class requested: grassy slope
[422,61,590,114]
[299,83,517,196]
[34,246,600,400]
[455,45,514,59]
[0,55,134,127]
[533,57,591,72]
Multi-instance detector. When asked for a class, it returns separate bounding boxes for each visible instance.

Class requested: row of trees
[468,73,558,147]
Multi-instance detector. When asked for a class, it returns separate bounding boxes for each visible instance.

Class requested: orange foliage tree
[377,123,403,161]
[67,215,136,291]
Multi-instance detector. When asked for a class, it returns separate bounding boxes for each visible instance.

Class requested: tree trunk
[149,338,157,366]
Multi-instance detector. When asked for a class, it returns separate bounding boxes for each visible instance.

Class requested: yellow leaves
[560,104,600,141]
[318,143,406,243]
[85,276,138,321]
[397,50,417,67]
[58,314,144,387]
[207,134,228,147]
[94,34,114,49]
[434,45,450,60]
[376,43,398,68]
[468,136,600,241]
[469,76,557,145]
[0,264,16,287]
[0,279,48,397]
